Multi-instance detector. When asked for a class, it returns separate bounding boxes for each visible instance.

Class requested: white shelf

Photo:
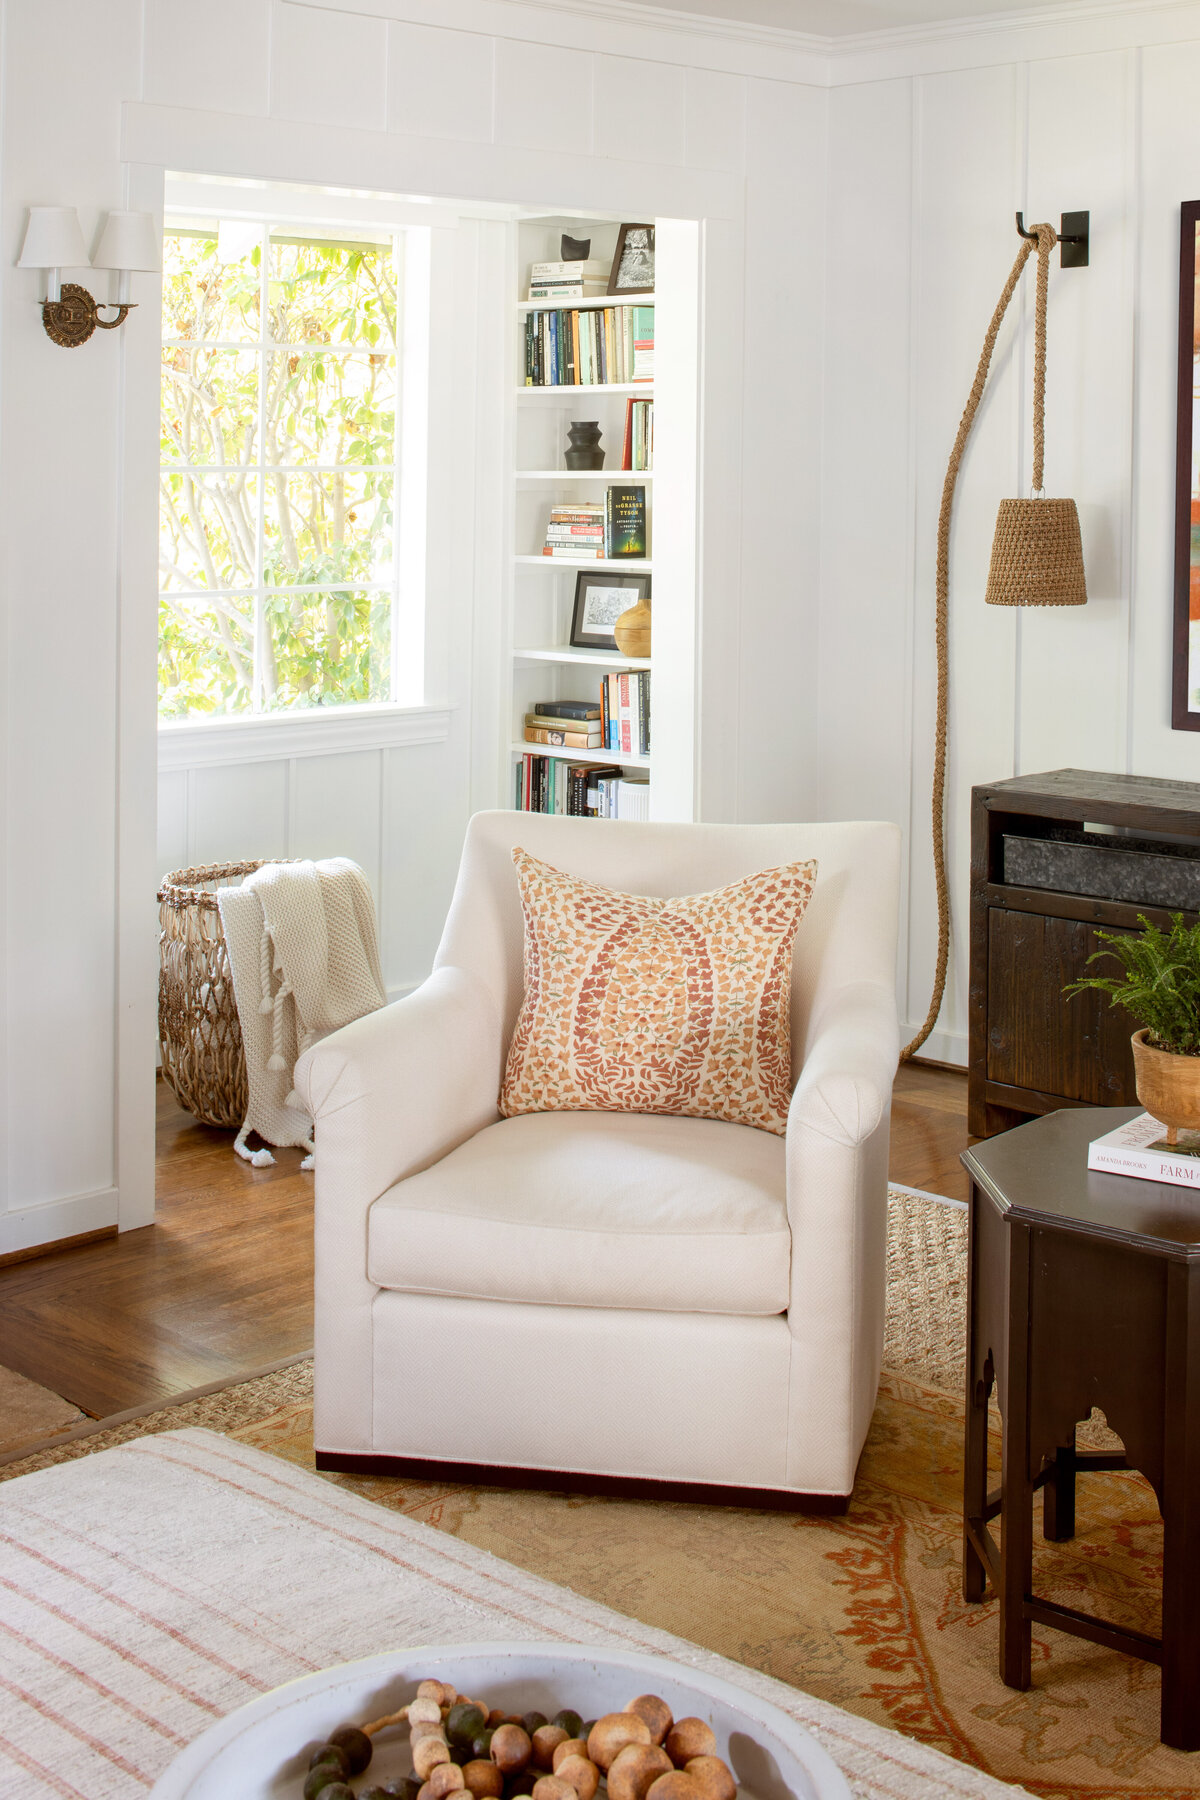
[515,645,651,668]
[515,469,654,481]
[511,741,651,770]
[516,556,652,572]
[517,384,653,399]
[518,293,656,312]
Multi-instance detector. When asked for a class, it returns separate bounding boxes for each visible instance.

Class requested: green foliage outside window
[159,227,400,718]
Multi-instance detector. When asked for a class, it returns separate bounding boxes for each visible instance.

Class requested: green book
[606,485,647,558]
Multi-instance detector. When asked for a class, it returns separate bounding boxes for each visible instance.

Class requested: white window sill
[157,703,453,771]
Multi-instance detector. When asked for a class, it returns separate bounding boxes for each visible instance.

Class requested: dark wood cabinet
[968,770,1200,1138]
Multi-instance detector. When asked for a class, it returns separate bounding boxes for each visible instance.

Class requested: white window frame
[158,190,445,767]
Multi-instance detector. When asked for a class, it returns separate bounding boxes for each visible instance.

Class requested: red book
[621,397,634,471]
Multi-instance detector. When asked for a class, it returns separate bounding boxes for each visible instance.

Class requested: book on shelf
[585,772,650,819]
[528,700,600,721]
[1087,1112,1200,1188]
[524,726,604,748]
[605,485,648,558]
[600,669,651,756]
[516,754,624,816]
[633,306,654,383]
[621,398,653,472]
[523,302,653,387]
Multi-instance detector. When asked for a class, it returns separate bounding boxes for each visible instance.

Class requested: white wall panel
[737,77,827,825]
[387,20,495,142]
[157,771,188,877]
[683,68,746,176]
[818,77,914,1009]
[493,38,594,156]
[143,0,270,116]
[593,55,686,168]
[271,0,387,131]
[1017,51,1134,779]
[288,749,383,893]
[188,762,290,867]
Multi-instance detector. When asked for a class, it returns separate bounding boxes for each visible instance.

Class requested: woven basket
[158,861,277,1129]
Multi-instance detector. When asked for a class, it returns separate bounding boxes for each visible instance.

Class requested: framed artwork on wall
[1173,199,1200,729]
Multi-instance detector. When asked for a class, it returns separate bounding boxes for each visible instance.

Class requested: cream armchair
[294,812,901,1507]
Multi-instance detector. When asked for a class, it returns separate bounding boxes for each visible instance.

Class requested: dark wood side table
[962,1107,1200,1750]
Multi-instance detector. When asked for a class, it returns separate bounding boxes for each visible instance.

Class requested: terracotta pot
[1130,1027,1200,1145]
[613,596,651,658]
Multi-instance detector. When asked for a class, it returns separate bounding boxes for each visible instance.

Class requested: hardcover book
[605,486,648,558]
[1087,1111,1200,1189]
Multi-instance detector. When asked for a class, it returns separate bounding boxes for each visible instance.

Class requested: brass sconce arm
[40,282,137,347]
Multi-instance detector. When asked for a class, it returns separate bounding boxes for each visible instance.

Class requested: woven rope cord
[900,221,1056,1062]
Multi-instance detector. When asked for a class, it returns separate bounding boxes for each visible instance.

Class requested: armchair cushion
[499,848,818,1135]
[367,1110,790,1315]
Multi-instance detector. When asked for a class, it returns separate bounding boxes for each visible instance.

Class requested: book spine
[618,673,631,756]
[565,311,578,386]
[541,546,605,558]
[525,729,604,748]
[622,397,634,471]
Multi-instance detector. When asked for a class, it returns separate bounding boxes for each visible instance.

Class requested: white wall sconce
[17,206,159,347]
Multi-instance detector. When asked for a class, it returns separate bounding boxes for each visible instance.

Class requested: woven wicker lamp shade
[985,496,1088,607]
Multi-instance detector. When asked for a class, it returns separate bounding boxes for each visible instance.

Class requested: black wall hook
[1015,210,1090,268]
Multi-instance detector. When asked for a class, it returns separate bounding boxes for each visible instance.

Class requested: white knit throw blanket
[242,857,386,1155]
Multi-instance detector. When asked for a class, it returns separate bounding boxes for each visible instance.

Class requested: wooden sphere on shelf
[613,597,651,658]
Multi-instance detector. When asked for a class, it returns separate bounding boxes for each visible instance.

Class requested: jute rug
[4,1190,1186,1796]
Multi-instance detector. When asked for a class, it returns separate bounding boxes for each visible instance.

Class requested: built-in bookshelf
[504,213,696,823]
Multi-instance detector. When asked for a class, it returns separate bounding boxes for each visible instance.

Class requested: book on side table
[1088,1111,1200,1189]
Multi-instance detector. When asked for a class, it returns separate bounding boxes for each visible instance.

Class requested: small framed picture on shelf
[569,571,651,651]
[608,224,655,295]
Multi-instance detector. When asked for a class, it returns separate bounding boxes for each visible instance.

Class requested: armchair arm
[783,979,899,1492]
[293,964,504,1453]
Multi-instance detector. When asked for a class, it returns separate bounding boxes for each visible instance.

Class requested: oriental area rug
[4,1190,1188,1798]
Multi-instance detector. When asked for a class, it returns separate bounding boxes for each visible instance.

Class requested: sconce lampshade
[984,496,1088,607]
[92,210,160,273]
[17,206,88,270]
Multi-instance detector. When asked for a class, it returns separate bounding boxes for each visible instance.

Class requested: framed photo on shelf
[569,571,651,651]
[1173,198,1200,730]
[608,224,655,296]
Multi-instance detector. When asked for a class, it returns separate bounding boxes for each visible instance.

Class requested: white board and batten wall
[9,0,1200,1256]
[1,0,823,1253]
[821,9,1200,1066]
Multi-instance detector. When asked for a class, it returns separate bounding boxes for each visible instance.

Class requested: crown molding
[284,0,1200,87]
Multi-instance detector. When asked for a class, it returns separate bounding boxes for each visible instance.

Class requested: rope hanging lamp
[901,220,1087,1063]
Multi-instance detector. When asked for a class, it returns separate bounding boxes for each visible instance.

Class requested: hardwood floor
[0,1081,315,1419]
[0,1061,970,1420]
[889,1059,971,1202]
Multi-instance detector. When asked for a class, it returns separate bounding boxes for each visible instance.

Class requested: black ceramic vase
[565,421,604,470]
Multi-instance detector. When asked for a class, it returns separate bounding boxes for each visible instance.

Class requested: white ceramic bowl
[149,1642,850,1800]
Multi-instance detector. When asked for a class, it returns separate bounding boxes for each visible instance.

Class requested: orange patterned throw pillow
[499,848,818,1135]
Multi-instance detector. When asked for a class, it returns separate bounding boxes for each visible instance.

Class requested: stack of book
[523,304,654,387]
[540,489,647,560]
[602,670,651,756]
[543,503,606,559]
[517,756,624,814]
[633,308,654,383]
[622,398,653,471]
[528,260,609,301]
[523,700,604,748]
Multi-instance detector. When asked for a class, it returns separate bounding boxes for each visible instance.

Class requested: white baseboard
[902,1022,967,1069]
[1,1185,119,1257]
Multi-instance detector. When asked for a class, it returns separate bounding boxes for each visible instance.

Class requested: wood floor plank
[0,1061,972,1419]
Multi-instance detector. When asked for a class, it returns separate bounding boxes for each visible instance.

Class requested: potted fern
[1066,913,1200,1144]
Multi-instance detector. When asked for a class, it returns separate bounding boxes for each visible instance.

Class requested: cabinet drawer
[986,908,1137,1105]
